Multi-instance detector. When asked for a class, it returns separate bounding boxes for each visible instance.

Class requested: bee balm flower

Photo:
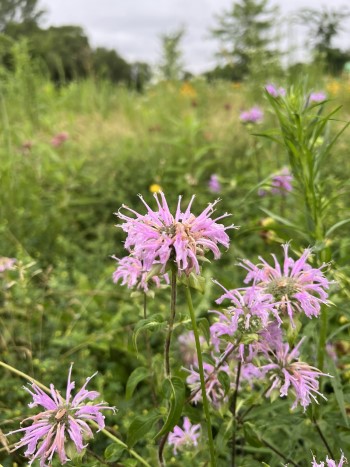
[168,417,201,454]
[116,192,234,275]
[312,451,347,466]
[8,365,115,467]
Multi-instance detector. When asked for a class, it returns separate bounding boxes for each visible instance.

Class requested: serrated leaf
[127,411,161,447]
[155,376,185,439]
[104,443,125,461]
[202,353,216,366]
[243,422,263,448]
[326,355,349,427]
[217,371,231,396]
[125,367,149,400]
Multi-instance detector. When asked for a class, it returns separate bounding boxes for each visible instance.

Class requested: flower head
[261,335,330,411]
[208,174,221,193]
[239,106,264,124]
[239,243,330,326]
[8,365,115,467]
[271,168,293,195]
[51,132,69,148]
[265,84,286,98]
[168,417,201,454]
[312,451,347,466]
[0,257,16,272]
[116,192,234,275]
[309,92,327,104]
[112,255,169,292]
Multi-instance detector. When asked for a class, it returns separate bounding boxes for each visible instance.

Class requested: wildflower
[239,106,264,124]
[271,168,293,195]
[8,365,115,467]
[117,192,234,275]
[51,132,69,148]
[180,82,197,98]
[185,359,232,407]
[265,84,286,98]
[208,174,221,193]
[239,243,330,326]
[262,336,330,411]
[309,92,327,103]
[0,257,16,273]
[112,255,169,292]
[149,183,162,194]
[311,451,347,466]
[168,417,200,454]
[210,283,278,357]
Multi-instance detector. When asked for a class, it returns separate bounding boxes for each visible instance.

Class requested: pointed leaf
[125,367,149,400]
[154,376,185,439]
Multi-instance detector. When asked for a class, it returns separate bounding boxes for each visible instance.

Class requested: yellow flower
[326,80,341,95]
[149,183,162,193]
[180,82,197,98]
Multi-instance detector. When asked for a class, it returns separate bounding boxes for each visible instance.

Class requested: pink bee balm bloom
[8,365,115,467]
[262,337,330,411]
[168,417,201,454]
[239,243,330,326]
[116,192,234,275]
[239,106,264,124]
[51,132,69,148]
[309,92,327,103]
[208,174,221,193]
[112,255,169,292]
[185,360,232,407]
[271,168,293,195]
[265,84,286,98]
[0,257,16,272]
[312,451,347,466]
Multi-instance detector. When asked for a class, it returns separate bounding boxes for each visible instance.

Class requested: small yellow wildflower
[180,82,197,98]
[149,183,162,193]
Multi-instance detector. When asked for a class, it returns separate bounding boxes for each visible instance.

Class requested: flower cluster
[309,92,327,104]
[265,83,286,98]
[51,132,69,148]
[168,417,201,454]
[8,365,114,467]
[239,106,264,124]
[115,192,234,282]
[258,168,293,197]
[0,256,16,273]
[312,452,347,467]
[208,174,221,193]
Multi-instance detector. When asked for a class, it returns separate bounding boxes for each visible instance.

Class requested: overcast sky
[39,0,350,73]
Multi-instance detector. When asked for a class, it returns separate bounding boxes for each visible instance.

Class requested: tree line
[0,0,349,86]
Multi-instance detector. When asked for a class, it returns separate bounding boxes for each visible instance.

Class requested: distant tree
[158,28,185,81]
[0,0,44,31]
[92,47,131,83]
[130,61,152,91]
[297,6,350,74]
[211,0,279,79]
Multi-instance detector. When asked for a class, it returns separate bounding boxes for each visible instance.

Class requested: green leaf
[326,355,349,427]
[155,376,185,439]
[127,411,161,447]
[326,218,350,237]
[243,422,263,448]
[104,443,126,462]
[260,207,309,239]
[125,367,149,400]
[198,317,210,344]
[186,272,206,294]
[217,371,230,396]
[132,313,166,354]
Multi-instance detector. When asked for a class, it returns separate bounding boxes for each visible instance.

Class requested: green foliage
[158,28,185,81]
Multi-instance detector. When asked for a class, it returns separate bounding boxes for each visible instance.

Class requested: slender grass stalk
[230,360,242,467]
[312,417,335,459]
[185,282,217,467]
[0,360,151,467]
[260,438,299,467]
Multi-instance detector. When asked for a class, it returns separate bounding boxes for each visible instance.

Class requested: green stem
[0,360,151,467]
[312,417,335,459]
[317,305,328,370]
[185,282,217,467]
[164,269,177,377]
[230,360,242,467]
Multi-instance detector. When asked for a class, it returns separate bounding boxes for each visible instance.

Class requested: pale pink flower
[0,257,16,272]
[239,243,330,326]
[239,106,264,124]
[312,451,347,466]
[261,336,330,411]
[168,417,201,454]
[116,192,234,275]
[112,255,169,292]
[51,132,69,148]
[271,168,293,195]
[8,365,115,467]
[309,92,327,104]
[208,174,221,193]
[265,84,286,98]
[185,360,233,407]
